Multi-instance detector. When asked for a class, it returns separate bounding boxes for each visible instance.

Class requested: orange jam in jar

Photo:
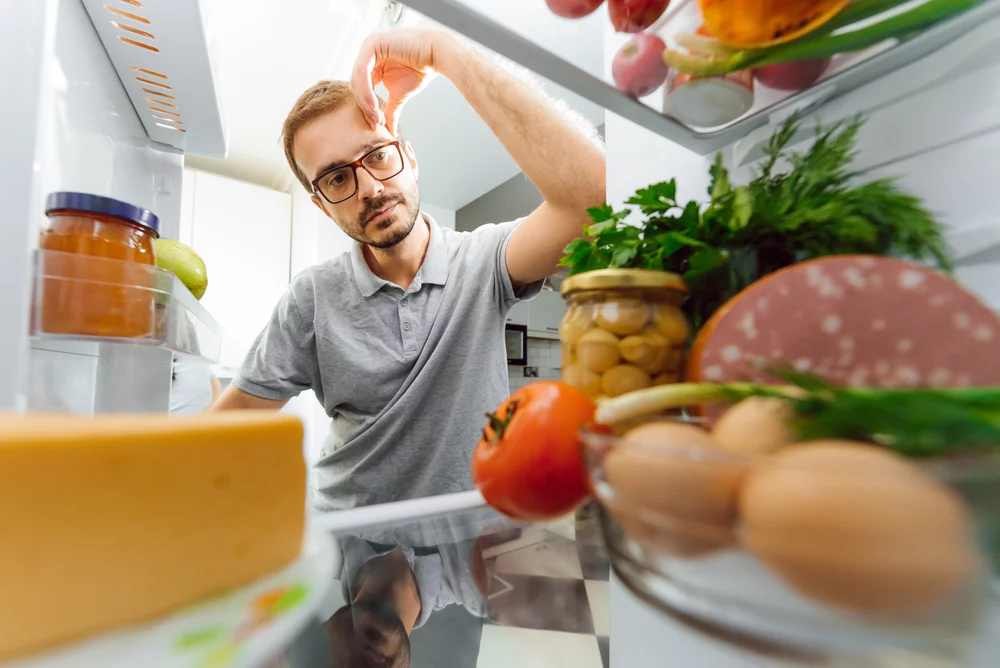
[38,192,160,338]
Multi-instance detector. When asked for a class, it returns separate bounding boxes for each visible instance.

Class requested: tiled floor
[477,627,604,668]
[477,503,611,668]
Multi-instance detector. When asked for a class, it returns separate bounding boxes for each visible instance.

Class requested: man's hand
[354,28,604,285]
[351,29,456,134]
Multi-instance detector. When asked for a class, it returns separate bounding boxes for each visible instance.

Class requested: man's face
[294,102,421,249]
[325,600,411,668]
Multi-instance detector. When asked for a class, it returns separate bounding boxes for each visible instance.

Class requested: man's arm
[212,384,289,411]
[435,37,605,286]
[209,375,223,405]
[352,30,605,286]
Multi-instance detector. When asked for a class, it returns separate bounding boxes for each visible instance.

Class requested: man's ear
[403,141,418,180]
[310,195,331,218]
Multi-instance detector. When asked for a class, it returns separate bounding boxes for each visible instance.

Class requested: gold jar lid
[560,268,688,296]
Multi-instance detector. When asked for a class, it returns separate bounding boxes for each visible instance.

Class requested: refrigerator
[3,0,999,665]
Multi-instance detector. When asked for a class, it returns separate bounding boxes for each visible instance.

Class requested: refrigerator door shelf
[401,0,1000,156]
[30,249,222,364]
[80,0,227,158]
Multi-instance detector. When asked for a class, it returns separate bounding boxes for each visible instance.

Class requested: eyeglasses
[311,141,405,204]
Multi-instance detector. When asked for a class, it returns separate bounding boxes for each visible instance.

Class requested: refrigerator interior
[3,0,224,414]
[1,0,999,662]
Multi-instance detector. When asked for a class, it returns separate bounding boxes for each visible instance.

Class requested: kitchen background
[171,0,1000,480]
[178,0,610,465]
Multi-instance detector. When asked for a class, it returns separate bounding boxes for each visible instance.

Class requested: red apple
[546,0,605,18]
[755,59,831,91]
[612,33,668,98]
[609,0,670,33]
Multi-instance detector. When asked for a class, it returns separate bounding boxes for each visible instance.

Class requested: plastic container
[662,23,755,127]
[663,69,755,127]
[559,269,689,400]
[579,419,997,663]
[38,192,159,338]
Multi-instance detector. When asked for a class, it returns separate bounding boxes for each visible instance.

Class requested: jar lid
[45,192,160,236]
[561,268,688,295]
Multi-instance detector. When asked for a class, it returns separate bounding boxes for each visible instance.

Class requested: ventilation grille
[104,2,185,133]
[82,0,226,156]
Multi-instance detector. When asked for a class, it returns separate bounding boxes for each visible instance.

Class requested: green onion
[595,376,1000,459]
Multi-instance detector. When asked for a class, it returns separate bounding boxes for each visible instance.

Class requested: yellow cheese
[0,411,306,660]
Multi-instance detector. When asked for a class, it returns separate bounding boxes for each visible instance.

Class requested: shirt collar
[350,211,449,298]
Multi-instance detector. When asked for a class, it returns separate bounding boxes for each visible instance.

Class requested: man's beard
[349,194,421,250]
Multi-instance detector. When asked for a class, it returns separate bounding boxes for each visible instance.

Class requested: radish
[609,0,670,33]
[545,0,605,18]
[612,33,668,97]
[755,59,831,91]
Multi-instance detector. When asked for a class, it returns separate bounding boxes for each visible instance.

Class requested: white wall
[290,187,354,276]
[421,202,456,230]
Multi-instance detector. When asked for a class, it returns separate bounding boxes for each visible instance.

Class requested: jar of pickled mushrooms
[560,269,689,400]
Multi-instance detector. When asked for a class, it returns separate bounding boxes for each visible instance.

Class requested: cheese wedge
[0,411,306,660]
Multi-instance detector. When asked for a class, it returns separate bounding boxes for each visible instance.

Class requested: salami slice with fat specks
[687,256,1000,419]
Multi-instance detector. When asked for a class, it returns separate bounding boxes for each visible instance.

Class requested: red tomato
[472,381,596,521]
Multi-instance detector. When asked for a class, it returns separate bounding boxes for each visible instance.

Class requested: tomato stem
[483,399,520,445]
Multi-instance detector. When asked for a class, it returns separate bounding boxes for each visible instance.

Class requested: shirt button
[400,299,408,307]
[402,322,411,332]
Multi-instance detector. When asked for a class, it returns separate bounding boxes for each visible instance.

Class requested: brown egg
[713,397,796,456]
[740,441,977,614]
[654,305,691,345]
[562,362,602,397]
[602,364,652,398]
[576,328,622,373]
[596,299,650,336]
[603,422,744,557]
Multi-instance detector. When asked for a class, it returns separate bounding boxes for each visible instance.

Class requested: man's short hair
[281,80,388,193]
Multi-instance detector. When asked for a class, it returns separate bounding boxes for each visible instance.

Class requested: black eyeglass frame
[310,140,405,205]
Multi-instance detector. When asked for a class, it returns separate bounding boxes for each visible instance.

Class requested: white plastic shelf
[81,0,227,158]
[30,249,222,363]
[402,0,1000,155]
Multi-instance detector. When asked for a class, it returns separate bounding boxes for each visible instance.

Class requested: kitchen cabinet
[184,169,292,372]
[526,287,565,340]
[506,301,528,326]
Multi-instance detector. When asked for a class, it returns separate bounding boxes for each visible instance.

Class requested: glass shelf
[402,0,1000,155]
[29,249,222,363]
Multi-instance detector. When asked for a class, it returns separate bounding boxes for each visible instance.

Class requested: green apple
[154,238,208,300]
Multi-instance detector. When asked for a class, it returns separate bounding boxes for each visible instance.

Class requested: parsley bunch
[559,115,952,332]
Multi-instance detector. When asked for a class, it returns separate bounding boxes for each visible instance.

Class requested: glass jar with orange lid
[560,269,689,400]
[37,192,160,339]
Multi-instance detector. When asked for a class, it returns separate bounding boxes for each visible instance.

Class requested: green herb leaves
[559,115,952,331]
[759,370,1000,458]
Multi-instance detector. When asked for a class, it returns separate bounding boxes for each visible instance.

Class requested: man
[324,528,488,667]
[326,546,419,668]
[213,29,604,510]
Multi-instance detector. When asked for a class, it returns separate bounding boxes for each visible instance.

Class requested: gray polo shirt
[234,213,541,510]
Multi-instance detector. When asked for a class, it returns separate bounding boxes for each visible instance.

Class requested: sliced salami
[687,256,1000,419]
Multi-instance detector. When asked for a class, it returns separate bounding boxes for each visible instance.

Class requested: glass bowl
[580,418,999,664]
